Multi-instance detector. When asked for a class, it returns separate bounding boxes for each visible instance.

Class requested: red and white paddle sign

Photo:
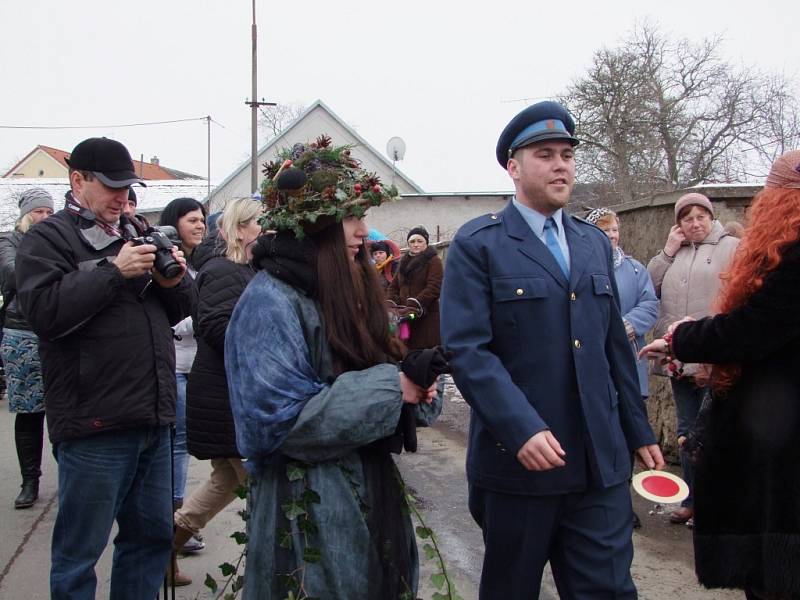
[632,470,689,504]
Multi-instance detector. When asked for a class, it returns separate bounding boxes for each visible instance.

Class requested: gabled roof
[3,145,203,180]
[211,99,424,200]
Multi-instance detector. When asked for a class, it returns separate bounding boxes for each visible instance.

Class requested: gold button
[574,339,581,348]
[570,292,576,301]
[516,288,524,296]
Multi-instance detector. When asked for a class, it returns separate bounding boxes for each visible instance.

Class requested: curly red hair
[712,187,800,391]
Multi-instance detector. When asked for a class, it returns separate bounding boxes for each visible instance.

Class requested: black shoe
[632,511,642,529]
[14,479,39,509]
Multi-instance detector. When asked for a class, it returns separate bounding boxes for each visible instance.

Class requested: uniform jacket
[186,241,254,460]
[614,253,659,397]
[441,202,656,495]
[388,247,443,350]
[15,208,196,443]
[672,240,800,595]
[0,230,32,330]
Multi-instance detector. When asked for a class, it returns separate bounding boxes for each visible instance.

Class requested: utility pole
[245,0,275,195]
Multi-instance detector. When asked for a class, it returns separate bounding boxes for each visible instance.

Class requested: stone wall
[608,184,758,461]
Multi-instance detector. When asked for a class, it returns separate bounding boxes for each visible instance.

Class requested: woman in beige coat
[647,192,738,526]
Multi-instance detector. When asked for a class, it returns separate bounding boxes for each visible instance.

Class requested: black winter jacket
[187,240,255,459]
[15,208,196,443]
[672,240,800,595]
[0,230,32,330]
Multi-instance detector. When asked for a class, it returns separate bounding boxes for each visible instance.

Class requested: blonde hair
[220,198,263,264]
[594,212,618,230]
[17,213,36,233]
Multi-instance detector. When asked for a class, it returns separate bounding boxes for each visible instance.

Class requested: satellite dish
[386,137,406,162]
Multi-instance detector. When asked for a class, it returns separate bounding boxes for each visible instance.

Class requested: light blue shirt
[512,198,571,272]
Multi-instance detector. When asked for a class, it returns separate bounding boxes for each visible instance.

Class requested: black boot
[14,414,44,509]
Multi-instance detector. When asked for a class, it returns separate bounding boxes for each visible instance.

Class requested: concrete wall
[366,193,511,246]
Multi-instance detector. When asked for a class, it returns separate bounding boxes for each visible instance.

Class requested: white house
[207,100,424,213]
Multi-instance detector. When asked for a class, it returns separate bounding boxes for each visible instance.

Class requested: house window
[38,170,45,176]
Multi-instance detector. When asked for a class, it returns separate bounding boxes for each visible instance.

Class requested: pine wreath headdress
[260,134,399,238]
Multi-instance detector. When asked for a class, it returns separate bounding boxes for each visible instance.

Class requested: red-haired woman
[640,150,800,599]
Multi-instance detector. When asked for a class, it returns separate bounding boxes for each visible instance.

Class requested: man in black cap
[441,102,664,598]
[16,137,196,598]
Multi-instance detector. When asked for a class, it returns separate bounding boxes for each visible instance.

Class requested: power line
[0,116,209,130]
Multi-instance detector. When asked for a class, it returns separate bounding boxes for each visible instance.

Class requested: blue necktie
[544,217,569,278]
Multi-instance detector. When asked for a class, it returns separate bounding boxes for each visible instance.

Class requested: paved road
[0,381,739,600]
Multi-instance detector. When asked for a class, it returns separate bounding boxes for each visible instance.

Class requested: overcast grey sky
[0,0,797,193]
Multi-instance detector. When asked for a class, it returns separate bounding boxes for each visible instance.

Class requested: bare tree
[562,22,800,205]
[258,102,305,143]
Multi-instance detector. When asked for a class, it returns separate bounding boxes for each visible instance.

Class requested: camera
[130,226,182,279]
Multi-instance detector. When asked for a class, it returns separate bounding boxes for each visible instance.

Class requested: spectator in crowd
[441,101,662,599]
[586,207,659,528]
[169,198,261,586]
[0,188,54,509]
[388,226,443,349]
[15,137,195,599]
[158,198,207,549]
[647,192,739,527]
[639,149,800,600]
[370,240,398,292]
[123,186,149,232]
[225,137,441,599]
[723,220,745,239]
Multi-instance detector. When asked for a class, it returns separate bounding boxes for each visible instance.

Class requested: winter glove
[400,346,453,388]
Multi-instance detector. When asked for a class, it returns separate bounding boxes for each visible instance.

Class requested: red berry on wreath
[372,184,381,193]
[354,183,362,194]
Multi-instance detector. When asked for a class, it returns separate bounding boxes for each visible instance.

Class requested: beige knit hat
[674,192,714,222]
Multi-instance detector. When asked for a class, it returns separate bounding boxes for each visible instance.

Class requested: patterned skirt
[1,328,45,414]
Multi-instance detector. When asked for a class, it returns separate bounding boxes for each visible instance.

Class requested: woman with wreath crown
[225,136,446,600]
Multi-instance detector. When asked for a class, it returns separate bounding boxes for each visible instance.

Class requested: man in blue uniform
[440,101,664,599]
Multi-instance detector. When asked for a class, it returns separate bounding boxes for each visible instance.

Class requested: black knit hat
[407,226,429,244]
[370,240,390,255]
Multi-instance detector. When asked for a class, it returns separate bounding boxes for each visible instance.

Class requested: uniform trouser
[174,457,247,534]
[469,481,636,600]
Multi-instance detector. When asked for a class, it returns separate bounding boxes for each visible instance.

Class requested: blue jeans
[173,372,189,504]
[50,426,173,600]
[670,377,707,508]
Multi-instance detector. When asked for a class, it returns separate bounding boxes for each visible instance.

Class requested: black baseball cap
[65,137,146,188]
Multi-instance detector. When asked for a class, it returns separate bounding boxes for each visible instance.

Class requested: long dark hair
[313,223,403,374]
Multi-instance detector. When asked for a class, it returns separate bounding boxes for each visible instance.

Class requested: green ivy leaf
[431,572,446,589]
[219,561,236,577]
[279,529,293,549]
[232,575,245,592]
[286,462,306,481]
[297,518,318,535]
[282,501,307,520]
[204,573,218,592]
[416,526,432,539]
[303,546,322,564]
[303,488,321,504]
[423,543,437,560]
[234,483,248,499]
[231,531,248,545]
[432,592,448,600]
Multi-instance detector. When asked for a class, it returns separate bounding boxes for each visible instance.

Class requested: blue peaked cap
[496,101,580,167]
